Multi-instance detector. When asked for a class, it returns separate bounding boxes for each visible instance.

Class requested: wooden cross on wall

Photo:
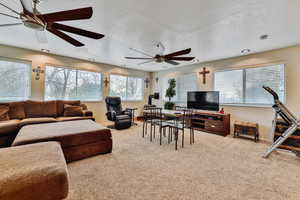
[104,77,109,87]
[145,78,150,88]
[199,67,210,84]
[32,66,44,80]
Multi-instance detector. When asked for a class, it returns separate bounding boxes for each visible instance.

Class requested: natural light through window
[0,59,31,101]
[162,74,198,103]
[45,66,102,101]
[109,74,144,101]
[214,64,285,105]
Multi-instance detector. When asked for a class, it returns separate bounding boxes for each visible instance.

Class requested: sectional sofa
[0,100,94,147]
[0,100,113,200]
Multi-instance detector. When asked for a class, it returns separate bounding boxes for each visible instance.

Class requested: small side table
[126,108,138,126]
[234,121,259,142]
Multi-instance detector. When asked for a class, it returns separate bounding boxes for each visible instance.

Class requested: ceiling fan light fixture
[41,48,50,53]
[23,20,45,31]
[241,49,251,54]
[260,34,269,40]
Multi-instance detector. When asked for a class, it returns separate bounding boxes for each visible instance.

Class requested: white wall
[152,45,300,141]
[0,44,151,123]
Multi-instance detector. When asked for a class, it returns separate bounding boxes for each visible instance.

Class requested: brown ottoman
[0,142,69,200]
[12,120,112,162]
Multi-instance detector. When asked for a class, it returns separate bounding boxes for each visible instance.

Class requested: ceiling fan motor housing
[155,54,164,63]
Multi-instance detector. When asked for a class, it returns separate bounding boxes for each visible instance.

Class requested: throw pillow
[63,104,83,117]
[0,105,10,121]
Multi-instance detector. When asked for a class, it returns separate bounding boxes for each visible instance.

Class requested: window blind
[214,64,285,105]
[0,60,31,101]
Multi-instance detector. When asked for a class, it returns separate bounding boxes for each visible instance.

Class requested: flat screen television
[187,91,220,111]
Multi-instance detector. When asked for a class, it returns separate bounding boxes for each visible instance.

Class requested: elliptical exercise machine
[263,86,300,158]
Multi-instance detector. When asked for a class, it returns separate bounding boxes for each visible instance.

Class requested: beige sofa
[0,100,94,147]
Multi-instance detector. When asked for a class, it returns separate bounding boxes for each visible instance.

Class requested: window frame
[44,64,103,102]
[0,57,32,102]
[213,63,286,107]
[109,73,145,102]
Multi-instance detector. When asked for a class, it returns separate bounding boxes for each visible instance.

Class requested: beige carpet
[66,124,300,200]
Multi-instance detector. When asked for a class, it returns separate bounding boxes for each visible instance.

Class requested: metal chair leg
[160,127,162,145]
[150,123,153,142]
[145,121,148,135]
[190,128,192,144]
[175,128,178,150]
[193,129,195,144]
[142,121,145,138]
[168,128,171,144]
[182,128,184,148]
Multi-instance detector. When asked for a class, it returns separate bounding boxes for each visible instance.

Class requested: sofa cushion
[0,105,9,121]
[0,142,69,200]
[57,100,81,117]
[0,120,20,136]
[63,104,83,117]
[0,102,26,119]
[25,100,57,118]
[13,120,111,147]
[19,117,57,127]
[83,110,93,117]
[56,116,95,122]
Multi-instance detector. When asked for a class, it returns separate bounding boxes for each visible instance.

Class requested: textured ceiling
[0,0,299,71]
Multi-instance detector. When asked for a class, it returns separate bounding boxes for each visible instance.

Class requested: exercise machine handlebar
[262,85,279,101]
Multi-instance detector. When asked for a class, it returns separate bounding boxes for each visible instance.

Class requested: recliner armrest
[123,109,133,116]
[106,111,117,121]
[83,110,93,117]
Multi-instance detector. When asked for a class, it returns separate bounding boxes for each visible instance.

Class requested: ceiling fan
[0,0,104,47]
[125,48,195,65]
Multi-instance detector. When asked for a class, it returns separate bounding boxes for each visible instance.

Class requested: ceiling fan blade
[39,7,93,22]
[0,2,20,15]
[129,48,153,57]
[138,60,155,65]
[0,12,20,19]
[164,48,192,59]
[50,23,104,39]
[47,28,84,47]
[35,31,48,44]
[20,0,33,13]
[168,57,195,61]
[165,60,180,65]
[125,57,153,60]
[0,23,23,27]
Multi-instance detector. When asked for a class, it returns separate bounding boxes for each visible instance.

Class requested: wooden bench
[234,121,259,142]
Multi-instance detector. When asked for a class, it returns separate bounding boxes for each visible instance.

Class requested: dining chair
[169,109,195,150]
[142,107,169,144]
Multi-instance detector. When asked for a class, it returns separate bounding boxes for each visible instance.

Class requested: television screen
[187,91,220,111]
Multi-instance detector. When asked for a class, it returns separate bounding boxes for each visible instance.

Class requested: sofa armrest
[80,103,88,110]
[83,110,93,117]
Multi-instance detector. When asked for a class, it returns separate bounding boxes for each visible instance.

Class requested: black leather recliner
[105,97,132,130]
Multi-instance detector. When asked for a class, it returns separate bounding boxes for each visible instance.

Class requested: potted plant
[164,78,176,110]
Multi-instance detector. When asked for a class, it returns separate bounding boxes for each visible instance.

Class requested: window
[0,59,31,101]
[176,74,198,102]
[109,74,144,101]
[162,73,198,102]
[214,64,285,105]
[45,66,102,101]
[214,70,243,104]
